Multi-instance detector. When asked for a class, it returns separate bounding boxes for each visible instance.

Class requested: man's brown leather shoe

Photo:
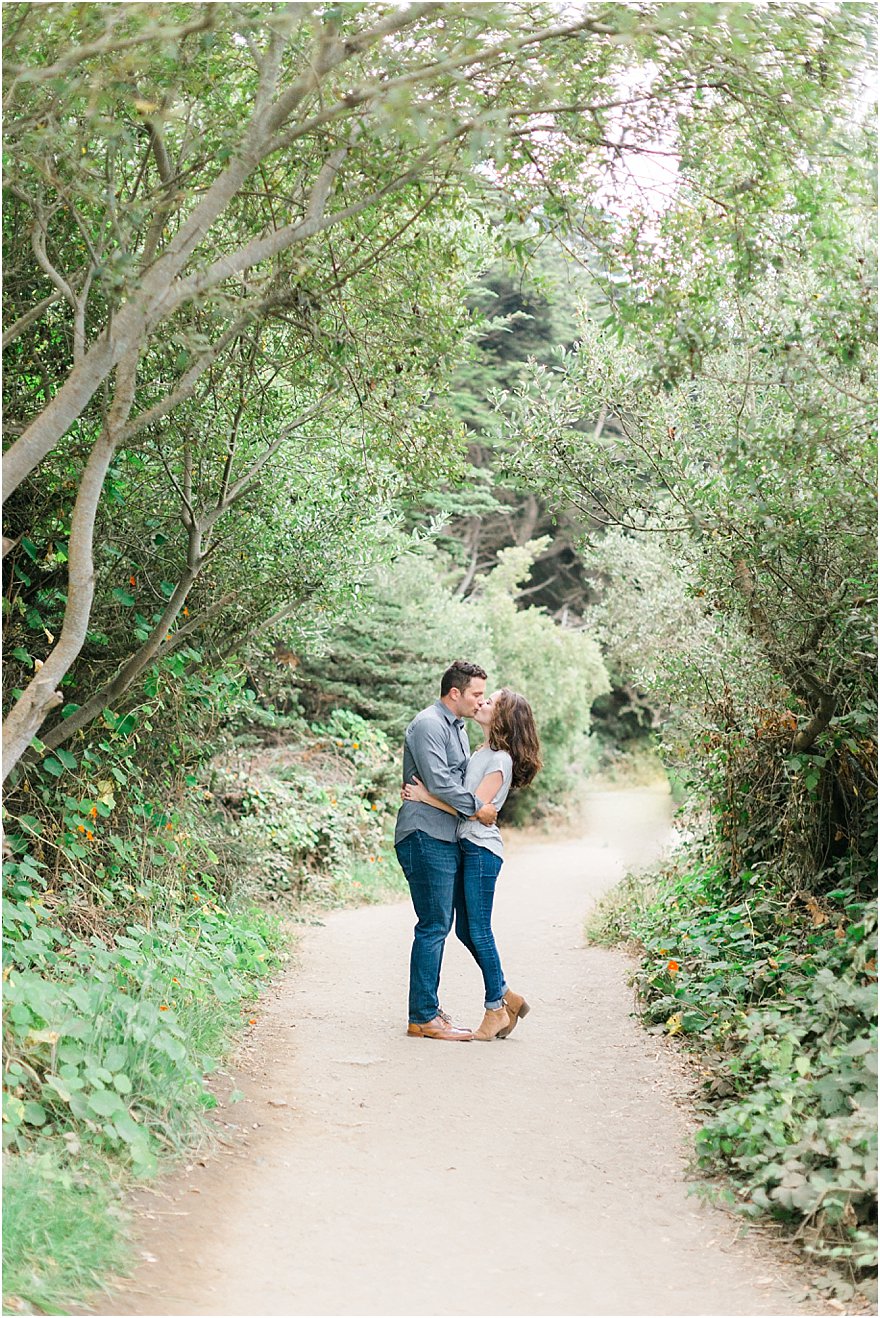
[438,1006,470,1032]
[407,1016,473,1040]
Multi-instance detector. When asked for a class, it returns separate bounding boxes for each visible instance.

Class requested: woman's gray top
[457,746,513,859]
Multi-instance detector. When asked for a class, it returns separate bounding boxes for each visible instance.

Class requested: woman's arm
[475,770,503,804]
[403,771,503,818]
[401,780,458,816]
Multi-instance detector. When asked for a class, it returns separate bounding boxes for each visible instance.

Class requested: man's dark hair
[440,660,487,697]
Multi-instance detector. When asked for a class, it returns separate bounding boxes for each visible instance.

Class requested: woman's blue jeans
[455,838,508,1009]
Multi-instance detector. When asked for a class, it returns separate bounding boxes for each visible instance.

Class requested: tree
[4,208,490,766]
[3,1,870,777]
[503,100,877,883]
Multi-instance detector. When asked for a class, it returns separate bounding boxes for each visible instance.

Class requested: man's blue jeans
[396,830,462,1024]
[455,838,507,1008]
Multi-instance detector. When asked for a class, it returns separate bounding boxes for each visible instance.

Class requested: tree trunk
[2,353,139,780]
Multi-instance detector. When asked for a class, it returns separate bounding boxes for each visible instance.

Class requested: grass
[3,1144,129,1316]
[585,867,662,948]
[333,852,409,905]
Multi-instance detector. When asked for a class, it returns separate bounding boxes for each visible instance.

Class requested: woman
[402,688,542,1041]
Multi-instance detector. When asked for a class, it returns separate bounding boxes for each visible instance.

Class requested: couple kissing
[394,660,542,1041]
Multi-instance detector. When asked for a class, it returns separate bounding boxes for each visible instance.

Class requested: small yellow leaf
[27,1028,60,1046]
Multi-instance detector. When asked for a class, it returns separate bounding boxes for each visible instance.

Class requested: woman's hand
[402,776,431,804]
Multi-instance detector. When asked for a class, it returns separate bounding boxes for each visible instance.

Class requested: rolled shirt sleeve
[406,716,481,818]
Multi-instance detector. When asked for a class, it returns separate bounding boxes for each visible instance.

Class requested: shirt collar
[434,700,464,731]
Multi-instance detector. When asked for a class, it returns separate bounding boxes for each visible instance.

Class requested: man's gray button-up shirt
[394,700,480,846]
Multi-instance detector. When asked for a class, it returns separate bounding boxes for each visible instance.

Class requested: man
[395,660,498,1041]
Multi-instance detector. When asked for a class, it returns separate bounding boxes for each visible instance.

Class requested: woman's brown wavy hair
[488,688,542,790]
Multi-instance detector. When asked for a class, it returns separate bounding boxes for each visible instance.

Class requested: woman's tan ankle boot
[473,1006,511,1041]
[497,989,530,1038]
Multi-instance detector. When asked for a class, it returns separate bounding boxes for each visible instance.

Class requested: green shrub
[472,540,610,822]
[588,859,878,1273]
[295,540,610,824]
[3,864,286,1172]
[211,709,400,902]
[2,830,286,1313]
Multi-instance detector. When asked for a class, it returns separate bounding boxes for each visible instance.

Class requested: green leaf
[55,748,78,771]
[102,1044,127,1071]
[22,1100,48,1126]
[112,1111,145,1144]
[154,1032,186,1062]
[87,1088,125,1117]
[211,973,238,1003]
[43,1074,73,1103]
[42,757,64,777]
[3,1095,25,1127]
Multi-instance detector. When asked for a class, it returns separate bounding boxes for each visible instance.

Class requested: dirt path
[92,788,821,1316]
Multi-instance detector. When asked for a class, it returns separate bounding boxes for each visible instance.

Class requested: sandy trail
[92,788,819,1316]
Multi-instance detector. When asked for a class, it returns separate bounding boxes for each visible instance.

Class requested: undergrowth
[588,858,878,1295]
[1,698,402,1314]
[2,1143,130,1316]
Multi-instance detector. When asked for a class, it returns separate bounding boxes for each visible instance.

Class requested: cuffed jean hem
[486,983,509,1010]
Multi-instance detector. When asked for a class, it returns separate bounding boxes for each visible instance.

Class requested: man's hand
[475,802,498,826]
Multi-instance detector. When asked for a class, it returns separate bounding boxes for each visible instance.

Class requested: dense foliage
[537,47,878,1285]
[588,860,877,1295]
[2,1,877,1309]
[295,539,610,819]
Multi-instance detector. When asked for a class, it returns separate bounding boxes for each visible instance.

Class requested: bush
[294,546,496,739]
[295,539,610,823]
[470,540,610,821]
[3,866,286,1174]
[208,709,401,903]
[588,858,878,1275]
[2,767,287,1311]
